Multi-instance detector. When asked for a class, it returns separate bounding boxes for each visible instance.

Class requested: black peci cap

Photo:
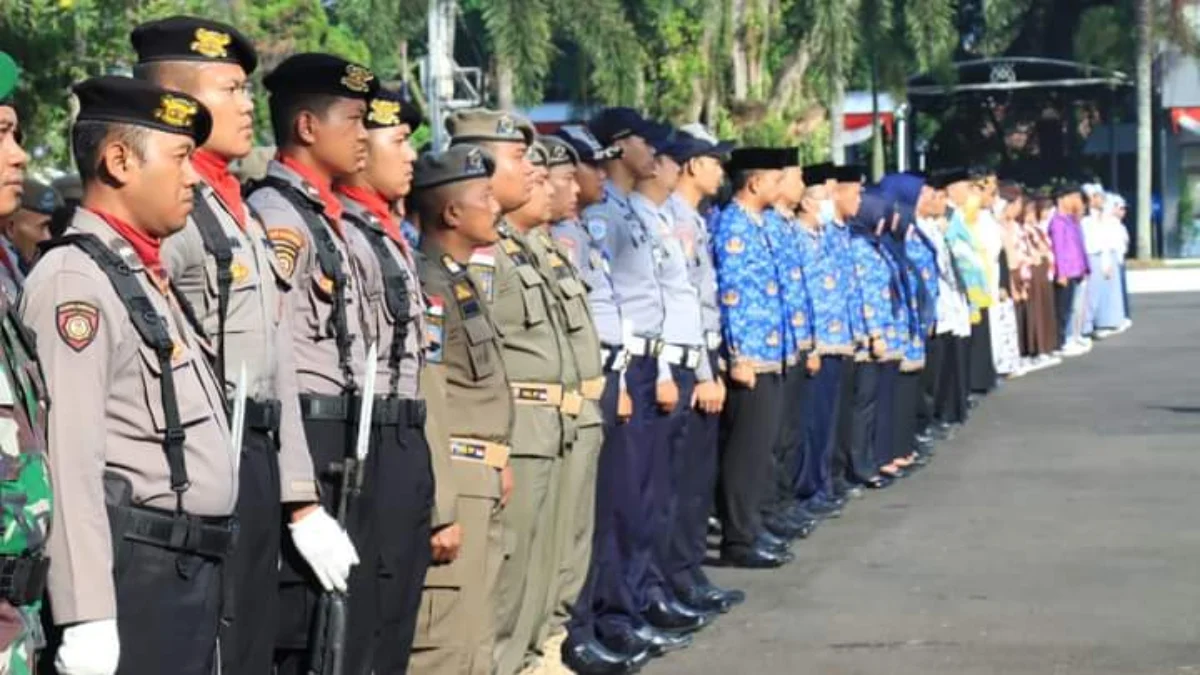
[131,15,258,74]
[366,85,423,130]
[726,147,799,172]
[833,164,867,183]
[73,75,212,145]
[264,53,379,100]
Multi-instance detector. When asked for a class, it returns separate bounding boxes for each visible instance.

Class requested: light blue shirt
[666,194,721,337]
[550,217,623,346]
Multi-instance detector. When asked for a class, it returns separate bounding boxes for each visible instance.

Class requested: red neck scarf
[89,208,165,279]
[279,154,344,228]
[192,149,247,230]
[335,184,409,255]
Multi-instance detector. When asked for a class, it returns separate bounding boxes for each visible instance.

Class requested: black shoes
[631,624,693,655]
[763,512,807,540]
[720,543,793,568]
[701,583,746,607]
[757,531,791,555]
[675,583,731,614]
[562,633,648,675]
[862,475,893,490]
[645,597,710,634]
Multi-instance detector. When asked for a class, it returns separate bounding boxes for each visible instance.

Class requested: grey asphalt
[650,293,1200,675]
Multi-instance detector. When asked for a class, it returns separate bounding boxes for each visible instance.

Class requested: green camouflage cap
[447,108,535,145]
[0,52,19,105]
[412,144,495,190]
[540,136,580,168]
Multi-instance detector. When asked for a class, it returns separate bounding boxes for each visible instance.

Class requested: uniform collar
[336,184,408,253]
[192,148,247,231]
[275,154,345,225]
[603,181,631,208]
[85,207,165,279]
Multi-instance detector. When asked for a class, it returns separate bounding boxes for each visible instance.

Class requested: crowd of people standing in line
[0,14,1135,675]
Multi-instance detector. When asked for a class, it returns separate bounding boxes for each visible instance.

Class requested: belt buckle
[614,348,631,371]
[685,348,702,369]
[705,331,722,351]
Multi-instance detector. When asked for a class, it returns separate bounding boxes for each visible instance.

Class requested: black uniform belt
[600,343,630,373]
[0,555,49,606]
[116,504,235,560]
[300,394,427,427]
[232,398,282,433]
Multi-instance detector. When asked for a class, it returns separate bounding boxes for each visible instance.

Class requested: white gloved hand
[289,507,360,592]
[55,619,120,675]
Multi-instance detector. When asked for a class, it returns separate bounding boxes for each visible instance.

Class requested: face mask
[818,199,836,223]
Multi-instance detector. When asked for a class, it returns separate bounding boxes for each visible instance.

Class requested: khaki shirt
[416,241,510,499]
[163,183,318,503]
[247,161,372,395]
[339,197,426,400]
[22,209,234,624]
[419,365,458,526]
[525,227,603,428]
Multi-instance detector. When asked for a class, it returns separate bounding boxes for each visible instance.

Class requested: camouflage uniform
[0,284,51,675]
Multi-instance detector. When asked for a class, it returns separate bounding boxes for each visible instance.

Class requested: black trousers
[918,334,945,434]
[831,358,859,491]
[1055,279,1079,347]
[892,371,922,461]
[221,428,282,675]
[969,310,997,394]
[669,352,721,591]
[717,371,782,548]
[764,364,810,519]
[845,361,881,485]
[275,409,434,675]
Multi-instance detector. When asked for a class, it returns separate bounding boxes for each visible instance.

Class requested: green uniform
[412,243,513,675]
[472,223,579,675]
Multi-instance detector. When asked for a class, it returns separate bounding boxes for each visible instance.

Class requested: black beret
[131,15,258,74]
[412,144,495,190]
[726,147,798,172]
[926,166,972,189]
[366,85,423,130]
[264,53,379,101]
[73,75,212,145]
[832,164,867,183]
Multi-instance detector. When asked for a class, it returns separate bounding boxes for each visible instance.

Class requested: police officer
[447,113,576,675]
[335,84,435,671]
[710,147,794,568]
[586,107,700,655]
[524,136,608,674]
[549,125,652,674]
[663,127,747,608]
[410,144,513,675]
[0,52,53,675]
[627,131,720,617]
[25,76,232,675]
[128,20,357,675]
[244,53,379,674]
[761,156,821,537]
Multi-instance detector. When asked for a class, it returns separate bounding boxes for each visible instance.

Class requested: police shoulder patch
[586,219,607,241]
[267,227,305,278]
[56,301,100,352]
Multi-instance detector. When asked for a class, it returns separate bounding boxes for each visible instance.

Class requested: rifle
[308,343,378,675]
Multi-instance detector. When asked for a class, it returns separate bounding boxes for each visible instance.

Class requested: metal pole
[1108,88,1119,191]
[896,103,909,173]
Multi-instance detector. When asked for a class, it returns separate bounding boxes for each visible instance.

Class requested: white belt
[704,330,722,351]
[625,336,662,358]
[661,343,704,370]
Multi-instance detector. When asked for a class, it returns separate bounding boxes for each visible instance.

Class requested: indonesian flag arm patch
[56,301,101,352]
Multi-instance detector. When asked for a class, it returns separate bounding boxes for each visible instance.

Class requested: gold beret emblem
[496,115,516,135]
[191,28,231,59]
[465,148,485,174]
[368,99,401,126]
[154,94,198,129]
[341,64,374,93]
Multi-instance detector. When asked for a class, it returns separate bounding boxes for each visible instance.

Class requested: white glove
[55,619,120,675]
[289,507,360,592]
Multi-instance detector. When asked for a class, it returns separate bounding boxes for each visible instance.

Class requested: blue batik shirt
[825,218,868,344]
[850,232,898,361]
[712,201,787,371]
[799,220,856,356]
[764,208,814,358]
[877,240,911,361]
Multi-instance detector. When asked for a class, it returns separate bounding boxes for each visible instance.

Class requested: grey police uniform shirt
[549,217,622,347]
[583,182,665,345]
[247,161,372,395]
[23,209,235,623]
[338,196,426,401]
[666,194,721,344]
[162,182,319,503]
[629,192,712,382]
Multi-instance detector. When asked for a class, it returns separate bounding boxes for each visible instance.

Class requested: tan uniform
[21,209,234,623]
[472,223,579,675]
[162,183,318,502]
[525,228,606,653]
[410,240,511,675]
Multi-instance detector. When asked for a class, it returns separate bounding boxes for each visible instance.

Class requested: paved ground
[650,293,1200,675]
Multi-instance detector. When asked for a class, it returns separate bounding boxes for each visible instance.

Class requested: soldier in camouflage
[0,51,52,675]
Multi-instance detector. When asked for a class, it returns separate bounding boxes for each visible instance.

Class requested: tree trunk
[496,54,516,110]
[766,47,811,111]
[688,23,717,121]
[831,77,846,163]
[1135,0,1154,260]
[731,0,749,100]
